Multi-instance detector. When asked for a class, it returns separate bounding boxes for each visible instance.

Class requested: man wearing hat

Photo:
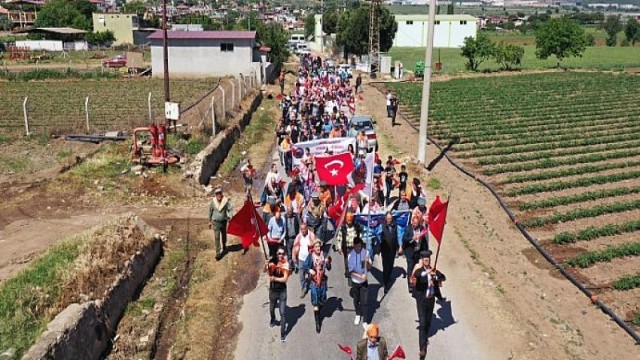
[208,187,232,261]
[356,323,389,360]
[411,250,446,360]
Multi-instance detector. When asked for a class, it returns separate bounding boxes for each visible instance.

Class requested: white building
[393,14,477,47]
[149,30,269,80]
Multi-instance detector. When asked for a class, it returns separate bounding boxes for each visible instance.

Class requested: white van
[295,43,310,55]
[289,34,305,43]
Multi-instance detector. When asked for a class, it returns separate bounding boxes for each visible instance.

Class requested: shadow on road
[322,296,345,318]
[286,303,306,334]
[428,299,456,337]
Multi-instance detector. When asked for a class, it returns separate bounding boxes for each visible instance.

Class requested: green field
[0,78,217,136]
[389,44,640,73]
[385,72,640,326]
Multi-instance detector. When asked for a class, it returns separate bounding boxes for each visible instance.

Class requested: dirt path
[364,82,640,359]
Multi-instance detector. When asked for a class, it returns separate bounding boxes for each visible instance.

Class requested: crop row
[454,126,640,152]
[505,170,640,197]
[432,112,640,140]
[484,149,640,176]
[479,140,640,166]
[455,118,640,147]
[457,133,640,158]
[502,160,640,184]
[518,186,640,211]
[523,198,640,228]
[554,220,640,244]
[613,273,640,291]
[565,242,640,268]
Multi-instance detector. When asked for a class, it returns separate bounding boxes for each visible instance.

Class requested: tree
[603,15,622,47]
[0,15,11,31]
[460,33,495,71]
[323,6,339,34]
[85,30,115,46]
[123,1,147,14]
[234,11,259,31]
[256,22,289,67]
[493,43,524,70]
[335,6,397,59]
[625,17,639,46]
[35,0,92,30]
[535,17,587,67]
[304,13,316,41]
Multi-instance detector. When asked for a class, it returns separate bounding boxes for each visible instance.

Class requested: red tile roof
[147,30,256,40]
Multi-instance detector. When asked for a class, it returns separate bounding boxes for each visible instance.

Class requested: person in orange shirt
[284,186,305,215]
[318,182,333,207]
[280,134,293,173]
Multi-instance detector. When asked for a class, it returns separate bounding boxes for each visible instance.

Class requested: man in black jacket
[402,215,428,292]
[380,212,398,293]
[412,250,446,360]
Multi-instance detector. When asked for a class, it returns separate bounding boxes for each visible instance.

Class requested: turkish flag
[388,345,406,360]
[337,343,354,359]
[328,184,365,224]
[227,200,268,250]
[315,152,355,186]
[428,195,449,245]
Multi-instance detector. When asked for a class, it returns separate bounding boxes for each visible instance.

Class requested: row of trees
[603,15,639,46]
[461,34,525,71]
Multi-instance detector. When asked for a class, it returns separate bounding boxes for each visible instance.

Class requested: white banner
[291,137,355,166]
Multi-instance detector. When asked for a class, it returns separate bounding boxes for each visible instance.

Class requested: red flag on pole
[337,343,354,359]
[428,195,449,244]
[328,184,365,224]
[315,152,355,186]
[227,200,268,250]
[388,345,407,360]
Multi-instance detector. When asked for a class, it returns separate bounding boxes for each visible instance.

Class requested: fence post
[211,95,216,136]
[148,92,152,122]
[239,73,245,97]
[237,78,241,100]
[228,79,235,110]
[218,86,227,120]
[85,96,90,132]
[23,96,30,136]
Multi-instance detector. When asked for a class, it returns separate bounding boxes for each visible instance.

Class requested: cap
[214,187,222,194]
[417,197,426,206]
[311,191,319,199]
[420,250,433,258]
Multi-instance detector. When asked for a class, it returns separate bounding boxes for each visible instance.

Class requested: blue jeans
[310,282,327,307]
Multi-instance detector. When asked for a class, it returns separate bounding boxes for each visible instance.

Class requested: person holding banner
[340,212,362,281]
[402,216,428,292]
[412,250,447,360]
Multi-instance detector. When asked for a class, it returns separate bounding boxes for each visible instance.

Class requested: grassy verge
[0,239,83,358]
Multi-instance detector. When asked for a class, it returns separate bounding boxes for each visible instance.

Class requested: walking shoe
[300,290,307,299]
[354,315,361,325]
[215,254,222,261]
[362,322,369,330]
[269,321,277,329]
[281,334,287,342]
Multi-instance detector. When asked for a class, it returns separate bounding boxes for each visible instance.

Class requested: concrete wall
[393,16,477,47]
[150,38,256,78]
[16,40,63,51]
[92,13,136,45]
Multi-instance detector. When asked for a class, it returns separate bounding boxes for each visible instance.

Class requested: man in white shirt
[348,237,372,328]
[386,90,392,117]
[292,223,316,298]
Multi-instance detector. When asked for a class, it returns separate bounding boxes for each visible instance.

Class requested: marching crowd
[208,54,446,360]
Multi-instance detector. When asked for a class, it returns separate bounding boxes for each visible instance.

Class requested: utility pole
[368,0,380,78]
[162,0,170,128]
[320,0,324,54]
[417,0,436,164]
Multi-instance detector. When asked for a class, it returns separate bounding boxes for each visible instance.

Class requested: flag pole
[248,192,269,260]
[331,194,352,245]
[432,190,451,270]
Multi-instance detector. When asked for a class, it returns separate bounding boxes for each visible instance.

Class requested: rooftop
[394,14,478,21]
[14,27,88,34]
[147,30,257,40]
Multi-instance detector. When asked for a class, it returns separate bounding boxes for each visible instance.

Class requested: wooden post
[23,96,29,136]
[220,86,226,120]
[85,96,90,132]
[148,92,152,122]
[229,79,235,110]
[211,95,216,136]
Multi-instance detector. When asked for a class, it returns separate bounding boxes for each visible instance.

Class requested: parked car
[294,42,310,55]
[102,55,127,68]
[348,115,378,152]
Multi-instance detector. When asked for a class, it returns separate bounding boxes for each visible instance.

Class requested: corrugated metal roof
[147,30,256,40]
[395,14,478,22]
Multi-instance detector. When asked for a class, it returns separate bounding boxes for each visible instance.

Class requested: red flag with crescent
[227,200,268,250]
[388,345,406,360]
[315,152,355,186]
[428,195,449,245]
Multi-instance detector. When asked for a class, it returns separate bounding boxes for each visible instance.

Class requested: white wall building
[393,14,477,47]
[149,30,268,80]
